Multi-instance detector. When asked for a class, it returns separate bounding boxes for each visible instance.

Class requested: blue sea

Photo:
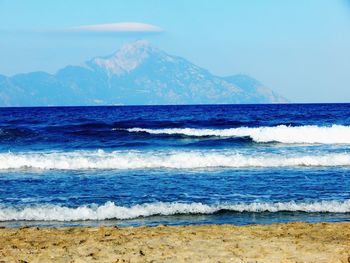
[1,104,350,227]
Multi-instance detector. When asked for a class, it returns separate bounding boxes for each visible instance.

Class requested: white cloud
[69,22,163,33]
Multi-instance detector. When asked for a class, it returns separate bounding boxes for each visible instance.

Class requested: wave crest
[127,125,350,144]
[1,150,350,170]
[1,200,350,221]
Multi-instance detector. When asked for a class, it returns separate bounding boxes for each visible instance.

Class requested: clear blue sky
[1,0,350,102]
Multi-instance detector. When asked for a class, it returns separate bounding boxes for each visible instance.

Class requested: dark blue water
[1,104,350,227]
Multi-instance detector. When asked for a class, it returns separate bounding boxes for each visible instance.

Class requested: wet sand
[0,222,350,262]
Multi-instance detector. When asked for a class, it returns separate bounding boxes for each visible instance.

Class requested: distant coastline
[6,102,350,109]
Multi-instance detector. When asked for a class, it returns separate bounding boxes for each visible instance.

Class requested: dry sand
[0,222,350,263]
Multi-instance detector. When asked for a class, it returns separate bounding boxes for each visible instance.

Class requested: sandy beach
[0,222,349,262]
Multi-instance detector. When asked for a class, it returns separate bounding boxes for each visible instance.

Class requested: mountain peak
[119,40,152,51]
[89,40,157,75]
[0,41,288,106]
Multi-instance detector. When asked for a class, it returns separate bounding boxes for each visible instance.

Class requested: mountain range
[0,40,287,106]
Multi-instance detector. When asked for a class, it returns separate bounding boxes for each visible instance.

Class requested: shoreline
[1,222,349,262]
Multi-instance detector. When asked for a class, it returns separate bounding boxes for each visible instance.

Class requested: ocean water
[1,104,350,227]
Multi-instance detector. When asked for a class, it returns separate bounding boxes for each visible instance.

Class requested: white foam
[127,125,350,144]
[1,150,350,170]
[1,200,349,221]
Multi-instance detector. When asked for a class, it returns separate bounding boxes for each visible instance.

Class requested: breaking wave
[127,125,350,144]
[1,150,350,170]
[1,200,350,221]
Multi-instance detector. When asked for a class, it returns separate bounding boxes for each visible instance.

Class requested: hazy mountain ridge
[0,41,288,106]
